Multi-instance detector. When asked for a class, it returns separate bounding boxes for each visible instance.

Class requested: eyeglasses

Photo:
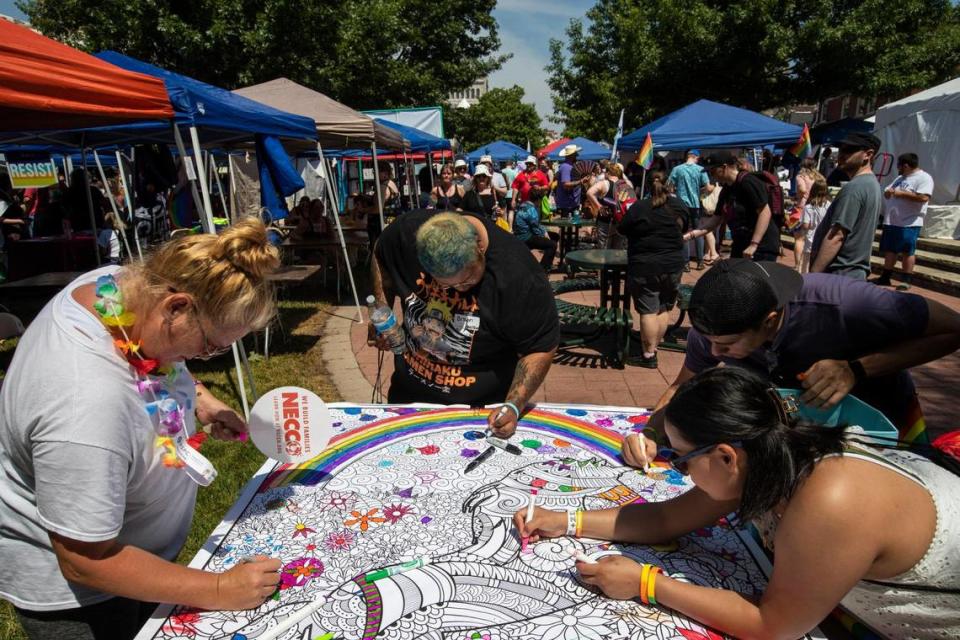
[193,312,232,360]
[659,441,743,475]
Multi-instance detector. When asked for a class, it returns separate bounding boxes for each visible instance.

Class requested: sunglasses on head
[659,441,743,475]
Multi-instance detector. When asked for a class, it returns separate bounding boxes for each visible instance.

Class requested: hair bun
[215,217,280,281]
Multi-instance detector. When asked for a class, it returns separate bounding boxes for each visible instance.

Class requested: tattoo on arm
[506,350,554,409]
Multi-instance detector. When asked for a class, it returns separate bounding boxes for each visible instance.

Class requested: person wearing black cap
[684,154,779,262]
[620,260,960,469]
[810,132,883,279]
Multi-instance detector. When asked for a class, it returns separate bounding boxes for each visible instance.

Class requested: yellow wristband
[639,564,651,604]
[574,510,584,538]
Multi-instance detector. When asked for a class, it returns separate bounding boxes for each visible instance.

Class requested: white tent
[874,77,960,205]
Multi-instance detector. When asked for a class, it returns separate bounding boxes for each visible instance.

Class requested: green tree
[18,0,506,109]
[547,0,960,141]
[445,86,545,151]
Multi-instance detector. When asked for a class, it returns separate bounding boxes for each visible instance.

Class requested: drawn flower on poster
[321,491,356,511]
[323,529,355,552]
[537,603,614,640]
[279,557,324,589]
[344,508,387,532]
[382,503,414,524]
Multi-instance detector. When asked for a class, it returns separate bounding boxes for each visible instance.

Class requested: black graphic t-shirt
[375,211,560,405]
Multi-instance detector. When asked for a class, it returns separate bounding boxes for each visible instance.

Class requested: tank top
[433,185,463,211]
[753,442,960,639]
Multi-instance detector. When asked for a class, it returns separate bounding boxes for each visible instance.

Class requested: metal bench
[550,276,601,295]
[555,298,632,368]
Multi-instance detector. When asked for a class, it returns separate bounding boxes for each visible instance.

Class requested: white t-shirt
[884,169,934,228]
[802,202,828,250]
[0,266,198,610]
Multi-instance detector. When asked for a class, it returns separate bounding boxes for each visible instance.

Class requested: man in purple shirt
[554,144,587,218]
[621,260,960,467]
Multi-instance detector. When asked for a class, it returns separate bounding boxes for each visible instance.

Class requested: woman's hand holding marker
[217,555,282,609]
[621,432,657,471]
[513,507,566,544]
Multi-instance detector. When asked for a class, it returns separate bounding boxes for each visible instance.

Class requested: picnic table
[564,249,629,313]
[542,218,596,265]
[133,402,827,640]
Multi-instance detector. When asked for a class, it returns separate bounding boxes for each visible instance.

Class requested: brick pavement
[324,249,960,439]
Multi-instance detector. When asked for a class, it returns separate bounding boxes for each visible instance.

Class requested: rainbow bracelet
[647,566,663,606]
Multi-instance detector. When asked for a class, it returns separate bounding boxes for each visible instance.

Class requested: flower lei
[93,274,210,472]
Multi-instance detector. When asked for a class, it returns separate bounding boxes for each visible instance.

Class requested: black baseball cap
[703,153,739,168]
[838,132,881,152]
[689,260,803,336]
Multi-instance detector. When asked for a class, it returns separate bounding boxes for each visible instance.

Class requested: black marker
[465,445,496,473]
[487,435,522,455]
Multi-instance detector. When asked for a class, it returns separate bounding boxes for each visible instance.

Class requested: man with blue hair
[370,212,559,437]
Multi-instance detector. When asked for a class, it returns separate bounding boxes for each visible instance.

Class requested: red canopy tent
[0,19,174,131]
[537,137,570,158]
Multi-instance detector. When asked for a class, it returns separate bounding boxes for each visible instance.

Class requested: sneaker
[695,260,705,271]
[896,283,912,291]
[872,276,892,287]
[626,353,658,369]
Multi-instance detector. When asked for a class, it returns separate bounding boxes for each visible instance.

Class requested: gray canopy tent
[233,78,411,321]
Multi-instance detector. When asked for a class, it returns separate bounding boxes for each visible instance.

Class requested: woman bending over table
[0,218,283,640]
[516,366,959,639]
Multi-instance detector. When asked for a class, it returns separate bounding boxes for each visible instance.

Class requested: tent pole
[188,126,217,233]
[93,150,133,261]
[228,154,239,221]
[210,155,229,220]
[171,124,206,230]
[114,150,142,260]
[318,143,363,323]
[371,142,386,230]
[428,150,435,191]
[79,138,102,266]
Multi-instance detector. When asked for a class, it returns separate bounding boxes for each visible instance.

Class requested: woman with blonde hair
[0,218,283,638]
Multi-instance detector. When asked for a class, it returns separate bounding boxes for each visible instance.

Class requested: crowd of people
[1,130,958,640]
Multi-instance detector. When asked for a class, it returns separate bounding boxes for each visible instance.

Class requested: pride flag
[789,123,812,159]
[637,132,654,170]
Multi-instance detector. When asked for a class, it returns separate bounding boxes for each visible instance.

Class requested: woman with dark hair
[617,170,688,369]
[430,163,465,211]
[516,366,960,639]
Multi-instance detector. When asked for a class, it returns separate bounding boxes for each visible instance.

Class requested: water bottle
[571,208,581,224]
[366,295,406,354]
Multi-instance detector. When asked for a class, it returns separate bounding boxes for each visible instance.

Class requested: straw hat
[558,144,582,158]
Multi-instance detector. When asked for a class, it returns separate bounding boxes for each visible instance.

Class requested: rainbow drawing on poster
[143,405,822,640]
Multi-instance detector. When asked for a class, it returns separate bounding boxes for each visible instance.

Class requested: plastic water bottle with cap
[366,295,406,354]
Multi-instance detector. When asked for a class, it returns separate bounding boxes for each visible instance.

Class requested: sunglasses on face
[659,441,743,475]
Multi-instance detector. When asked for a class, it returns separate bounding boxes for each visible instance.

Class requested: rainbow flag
[789,123,812,158]
[637,132,654,170]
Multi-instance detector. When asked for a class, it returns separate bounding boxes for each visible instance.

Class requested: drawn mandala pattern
[146,405,817,640]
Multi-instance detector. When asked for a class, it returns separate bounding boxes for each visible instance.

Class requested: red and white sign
[248,387,332,463]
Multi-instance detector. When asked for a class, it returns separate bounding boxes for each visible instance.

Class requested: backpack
[601,179,637,225]
[737,171,785,228]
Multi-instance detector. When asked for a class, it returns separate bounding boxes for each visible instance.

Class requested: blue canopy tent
[619,99,803,151]
[810,118,873,145]
[466,140,528,163]
[546,136,611,161]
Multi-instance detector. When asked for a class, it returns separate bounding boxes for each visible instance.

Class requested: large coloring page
[140,405,822,640]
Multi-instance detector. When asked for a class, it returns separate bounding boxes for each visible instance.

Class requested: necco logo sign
[249,387,332,463]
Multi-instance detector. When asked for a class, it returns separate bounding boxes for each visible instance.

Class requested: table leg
[599,267,609,308]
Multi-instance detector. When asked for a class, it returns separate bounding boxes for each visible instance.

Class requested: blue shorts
[879,225,921,256]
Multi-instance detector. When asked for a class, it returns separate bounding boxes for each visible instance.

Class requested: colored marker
[258,595,328,640]
[566,545,597,564]
[464,445,495,473]
[487,435,522,455]
[638,432,651,473]
[364,558,430,583]
[522,489,538,553]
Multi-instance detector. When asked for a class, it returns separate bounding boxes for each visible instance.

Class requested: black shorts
[628,271,682,315]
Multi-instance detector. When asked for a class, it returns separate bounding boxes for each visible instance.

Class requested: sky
[490,0,587,129]
[1,0,583,127]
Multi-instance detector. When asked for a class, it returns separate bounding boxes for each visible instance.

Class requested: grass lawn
[0,287,344,639]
